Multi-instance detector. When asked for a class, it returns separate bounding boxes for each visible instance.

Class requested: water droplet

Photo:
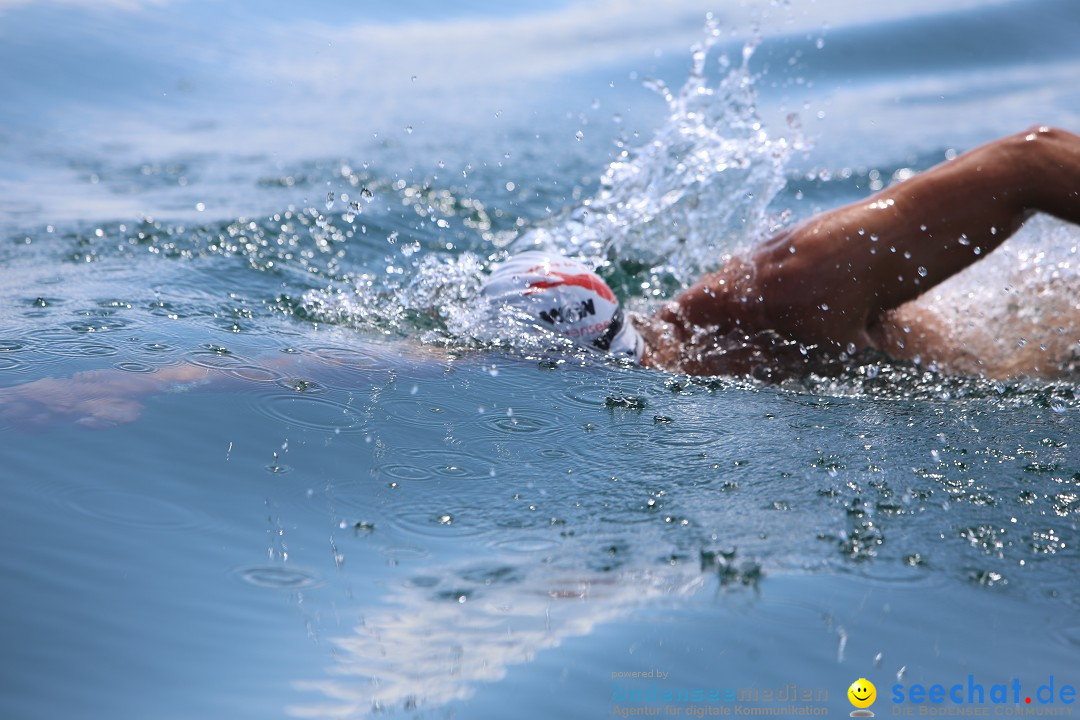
[343,201,360,223]
[325,192,334,211]
[360,187,373,202]
[917,266,928,277]
[195,202,206,212]
[404,125,413,135]
[958,234,971,246]
[815,37,825,50]
[820,303,829,311]
[575,130,584,141]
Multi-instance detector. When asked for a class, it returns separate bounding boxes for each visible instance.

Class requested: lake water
[2,2,1080,719]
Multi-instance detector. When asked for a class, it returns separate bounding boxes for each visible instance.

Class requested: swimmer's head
[482,251,644,362]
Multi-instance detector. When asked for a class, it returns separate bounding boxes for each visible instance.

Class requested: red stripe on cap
[524,271,616,303]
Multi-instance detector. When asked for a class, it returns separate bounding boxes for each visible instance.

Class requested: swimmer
[487,126,1080,379]
[4,126,1080,429]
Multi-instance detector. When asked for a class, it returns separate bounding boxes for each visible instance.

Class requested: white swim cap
[482,251,644,362]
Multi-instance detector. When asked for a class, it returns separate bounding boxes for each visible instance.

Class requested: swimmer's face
[848,679,876,708]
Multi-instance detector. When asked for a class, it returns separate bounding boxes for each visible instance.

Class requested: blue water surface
[2,2,1080,719]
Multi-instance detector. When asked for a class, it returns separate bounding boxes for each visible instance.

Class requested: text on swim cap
[539,299,596,326]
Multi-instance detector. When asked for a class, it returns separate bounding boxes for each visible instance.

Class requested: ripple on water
[186,347,248,371]
[480,410,558,437]
[61,487,207,531]
[186,348,286,384]
[491,537,561,553]
[537,447,571,460]
[0,338,35,354]
[113,361,157,373]
[0,356,25,372]
[37,339,120,358]
[223,364,284,384]
[649,420,727,449]
[375,464,437,482]
[561,383,633,409]
[68,316,131,334]
[273,377,326,393]
[397,447,480,478]
[386,507,492,539]
[253,392,366,433]
[379,396,464,429]
[234,565,323,590]
[308,344,395,371]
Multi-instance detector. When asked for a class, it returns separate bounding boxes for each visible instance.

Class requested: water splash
[512,19,797,290]
[305,21,799,349]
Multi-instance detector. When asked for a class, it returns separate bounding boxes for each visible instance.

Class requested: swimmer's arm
[748,126,1080,347]
[0,363,217,429]
[0,341,452,429]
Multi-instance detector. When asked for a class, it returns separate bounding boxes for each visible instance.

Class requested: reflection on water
[290,560,707,717]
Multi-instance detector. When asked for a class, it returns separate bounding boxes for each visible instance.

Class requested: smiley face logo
[848,678,877,716]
